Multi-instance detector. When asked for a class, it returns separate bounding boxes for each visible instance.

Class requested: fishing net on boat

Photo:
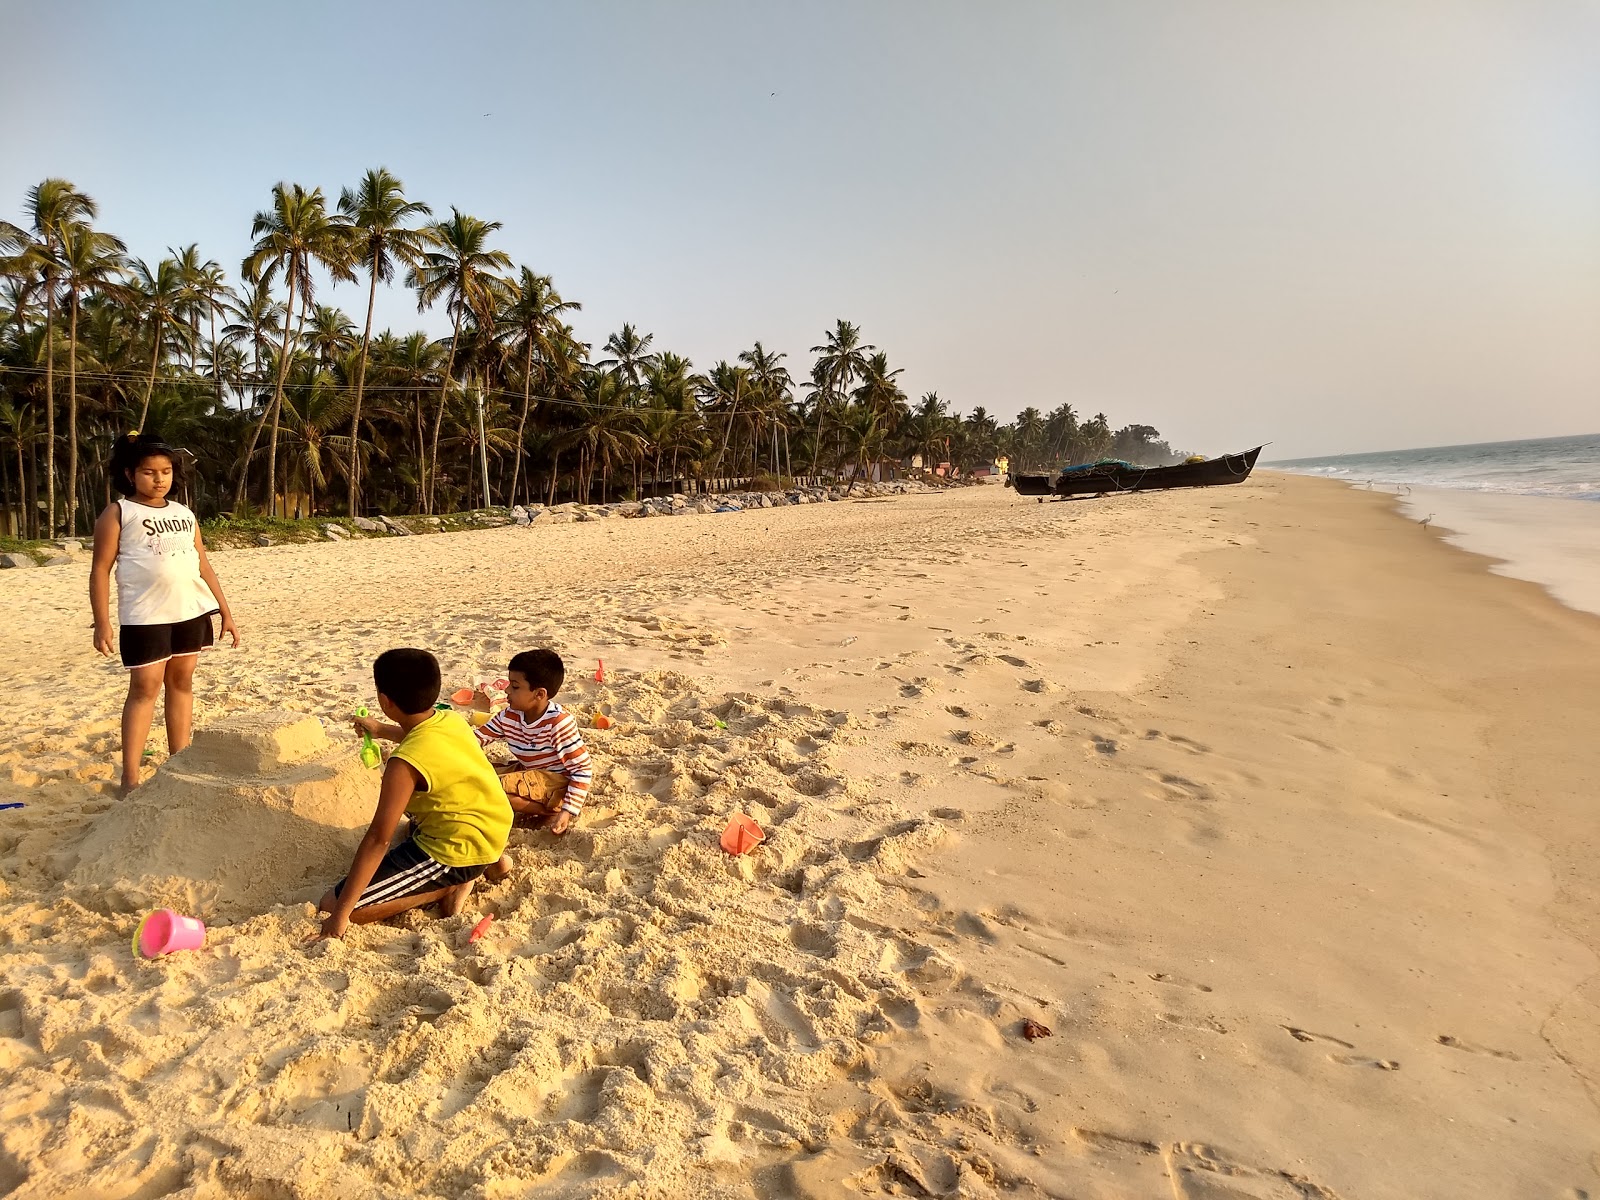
[1058,458,1134,476]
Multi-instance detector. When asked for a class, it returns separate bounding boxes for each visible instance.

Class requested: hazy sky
[5,1,1597,459]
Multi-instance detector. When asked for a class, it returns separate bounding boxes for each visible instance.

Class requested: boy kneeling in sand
[472,649,593,835]
[320,648,513,939]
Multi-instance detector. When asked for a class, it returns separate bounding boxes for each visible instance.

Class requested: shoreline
[1260,470,1600,619]
[1,477,1596,1198]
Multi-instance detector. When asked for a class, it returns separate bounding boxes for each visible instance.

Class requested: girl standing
[89,434,240,791]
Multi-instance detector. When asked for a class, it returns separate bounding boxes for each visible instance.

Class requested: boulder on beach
[67,712,375,920]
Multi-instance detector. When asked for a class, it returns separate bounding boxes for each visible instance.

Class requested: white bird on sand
[1419,513,1434,528]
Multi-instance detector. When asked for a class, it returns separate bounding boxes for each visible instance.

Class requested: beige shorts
[498,767,569,826]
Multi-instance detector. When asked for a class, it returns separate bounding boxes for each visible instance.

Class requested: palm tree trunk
[67,288,80,535]
[713,393,740,477]
[269,286,310,518]
[547,448,559,506]
[234,268,297,514]
[412,394,425,513]
[138,311,165,432]
[348,265,379,517]
[210,296,223,412]
[509,342,534,508]
[427,313,462,515]
[44,283,56,538]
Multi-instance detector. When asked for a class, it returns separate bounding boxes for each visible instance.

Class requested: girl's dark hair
[110,432,179,496]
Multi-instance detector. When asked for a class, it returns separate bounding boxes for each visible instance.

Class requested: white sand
[1,479,1597,1199]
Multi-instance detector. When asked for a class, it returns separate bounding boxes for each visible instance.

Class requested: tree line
[0,173,1182,538]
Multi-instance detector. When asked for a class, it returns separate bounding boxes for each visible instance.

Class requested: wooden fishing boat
[1009,446,1263,498]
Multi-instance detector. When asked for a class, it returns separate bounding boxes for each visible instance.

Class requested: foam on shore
[1387,485,1600,617]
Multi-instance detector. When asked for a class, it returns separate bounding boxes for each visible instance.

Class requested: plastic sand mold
[720,812,765,856]
[133,908,206,958]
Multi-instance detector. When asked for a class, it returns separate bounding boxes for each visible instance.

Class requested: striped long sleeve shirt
[473,702,593,816]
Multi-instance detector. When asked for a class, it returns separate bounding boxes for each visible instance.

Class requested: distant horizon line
[1268,429,1600,464]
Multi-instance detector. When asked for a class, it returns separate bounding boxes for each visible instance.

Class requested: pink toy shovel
[132,908,206,958]
[720,813,765,856]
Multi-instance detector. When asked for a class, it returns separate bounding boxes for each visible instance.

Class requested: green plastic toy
[355,706,382,769]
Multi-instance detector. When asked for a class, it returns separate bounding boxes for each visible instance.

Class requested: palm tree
[701,361,754,479]
[238,183,353,514]
[305,305,357,367]
[56,220,126,533]
[408,209,511,513]
[1013,406,1044,471]
[739,342,791,474]
[338,169,430,516]
[275,369,352,518]
[808,319,874,474]
[129,257,189,431]
[222,278,284,412]
[559,370,645,502]
[26,178,98,535]
[181,252,237,411]
[597,323,658,390]
[498,268,580,507]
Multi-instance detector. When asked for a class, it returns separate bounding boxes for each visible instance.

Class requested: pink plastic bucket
[720,813,765,856]
[133,909,206,958]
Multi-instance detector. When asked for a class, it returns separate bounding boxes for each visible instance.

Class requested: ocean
[1268,433,1600,617]
[1267,432,1600,502]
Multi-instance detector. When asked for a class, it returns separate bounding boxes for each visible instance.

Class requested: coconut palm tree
[738,342,791,474]
[238,183,353,514]
[338,169,430,516]
[700,361,756,479]
[222,278,284,411]
[408,209,511,513]
[25,178,98,535]
[597,323,658,390]
[128,257,191,432]
[497,269,580,507]
[1012,406,1044,470]
[56,221,126,532]
[808,319,874,474]
[305,305,357,367]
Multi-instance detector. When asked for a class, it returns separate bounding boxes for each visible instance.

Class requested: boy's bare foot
[441,878,477,917]
[485,854,512,884]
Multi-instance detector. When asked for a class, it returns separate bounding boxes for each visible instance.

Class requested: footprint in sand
[1284,1026,1399,1070]
[1090,735,1118,756]
[1149,972,1214,993]
[1436,1034,1519,1061]
[1144,729,1211,754]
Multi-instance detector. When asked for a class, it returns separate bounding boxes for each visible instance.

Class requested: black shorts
[120,611,217,669]
[332,837,487,910]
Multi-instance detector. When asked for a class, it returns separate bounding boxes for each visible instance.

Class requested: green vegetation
[1,174,1181,539]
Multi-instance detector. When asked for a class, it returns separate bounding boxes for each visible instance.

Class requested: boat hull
[1010,447,1263,498]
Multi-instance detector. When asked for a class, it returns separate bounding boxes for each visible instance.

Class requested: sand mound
[67,712,375,920]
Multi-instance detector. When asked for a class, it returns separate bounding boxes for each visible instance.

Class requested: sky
[4,0,1597,460]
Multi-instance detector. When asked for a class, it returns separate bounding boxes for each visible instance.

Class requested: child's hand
[317,910,349,940]
[471,687,493,712]
[352,715,383,737]
[93,623,115,657]
[545,810,573,836]
[220,614,241,648]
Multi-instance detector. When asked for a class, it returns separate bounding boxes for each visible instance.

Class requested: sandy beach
[1,475,1597,1199]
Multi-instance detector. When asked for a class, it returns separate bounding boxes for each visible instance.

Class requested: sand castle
[69,712,374,920]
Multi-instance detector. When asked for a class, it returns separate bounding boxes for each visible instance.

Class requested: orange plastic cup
[592,714,612,729]
[720,812,765,856]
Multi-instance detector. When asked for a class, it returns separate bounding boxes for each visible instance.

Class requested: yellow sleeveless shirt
[391,711,512,867]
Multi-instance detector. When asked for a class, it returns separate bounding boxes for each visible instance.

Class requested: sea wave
[1274,469,1600,502]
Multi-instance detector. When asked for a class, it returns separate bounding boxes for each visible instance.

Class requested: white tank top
[115,498,217,626]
